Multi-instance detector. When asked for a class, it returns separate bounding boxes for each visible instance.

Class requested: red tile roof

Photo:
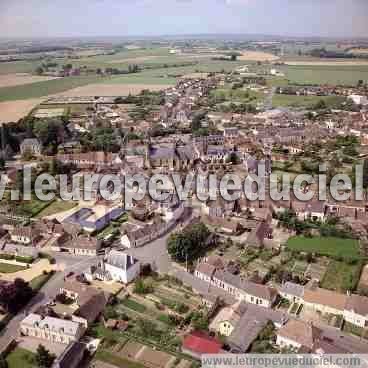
[183,331,222,355]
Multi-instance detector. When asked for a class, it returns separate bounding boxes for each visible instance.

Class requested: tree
[314,99,327,110]
[35,66,44,75]
[0,357,8,368]
[0,278,33,314]
[363,159,368,188]
[167,223,211,263]
[35,345,55,368]
[226,152,240,165]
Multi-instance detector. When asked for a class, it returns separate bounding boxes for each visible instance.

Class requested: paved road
[0,207,193,353]
[125,207,194,274]
[0,254,99,353]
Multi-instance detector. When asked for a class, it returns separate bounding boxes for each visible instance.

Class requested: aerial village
[1,60,368,368]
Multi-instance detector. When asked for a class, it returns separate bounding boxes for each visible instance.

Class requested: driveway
[125,207,194,274]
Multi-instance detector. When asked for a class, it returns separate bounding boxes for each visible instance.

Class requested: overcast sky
[0,0,367,38]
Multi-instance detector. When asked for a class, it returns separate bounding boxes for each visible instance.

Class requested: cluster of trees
[35,344,55,368]
[276,210,354,240]
[104,64,139,75]
[309,48,358,59]
[222,103,257,114]
[114,90,164,106]
[0,278,33,314]
[167,222,211,263]
[78,127,120,153]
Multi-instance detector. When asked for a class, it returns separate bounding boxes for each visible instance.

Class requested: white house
[349,94,368,106]
[276,319,321,351]
[95,250,140,284]
[20,313,84,345]
[344,295,368,329]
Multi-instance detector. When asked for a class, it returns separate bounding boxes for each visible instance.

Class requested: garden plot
[305,261,328,281]
[119,341,144,360]
[137,346,175,368]
[291,260,308,278]
[34,107,65,118]
[245,258,271,279]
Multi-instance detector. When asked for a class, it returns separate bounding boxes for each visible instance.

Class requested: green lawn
[272,94,345,108]
[35,200,78,218]
[321,260,362,292]
[29,272,54,291]
[6,348,36,368]
[0,262,27,273]
[15,198,54,218]
[286,236,360,259]
[212,87,264,104]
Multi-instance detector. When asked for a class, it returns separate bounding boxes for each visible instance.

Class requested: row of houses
[281,281,368,329]
[195,258,278,308]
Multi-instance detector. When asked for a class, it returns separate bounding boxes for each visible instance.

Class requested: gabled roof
[278,320,322,349]
[106,250,139,270]
[304,287,347,312]
[183,331,222,354]
[345,294,368,317]
[280,282,304,298]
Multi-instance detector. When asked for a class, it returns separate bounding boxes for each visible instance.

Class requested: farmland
[286,236,360,259]
[238,50,279,61]
[0,98,44,123]
[279,64,368,86]
[0,73,60,88]
[0,46,367,117]
[0,75,111,102]
[56,83,173,97]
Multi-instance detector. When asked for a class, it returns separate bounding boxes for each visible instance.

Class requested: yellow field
[348,48,368,55]
[0,98,44,123]
[0,73,60,88]
[238,51,279,61]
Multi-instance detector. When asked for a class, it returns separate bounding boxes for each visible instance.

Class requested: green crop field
[286,236,360,259]
[280,65,368,86]
[0,75,113,101]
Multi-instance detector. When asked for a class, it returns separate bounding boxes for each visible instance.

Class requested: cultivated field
[108,55,161,63]
[56,83,172,97]
[0,73,60,88]
[285,60,368,66]
[279,64,368,85]
[0,75,111,102]
[347,48,368,55]
[238,50,279,61]
[0,98,43,123]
